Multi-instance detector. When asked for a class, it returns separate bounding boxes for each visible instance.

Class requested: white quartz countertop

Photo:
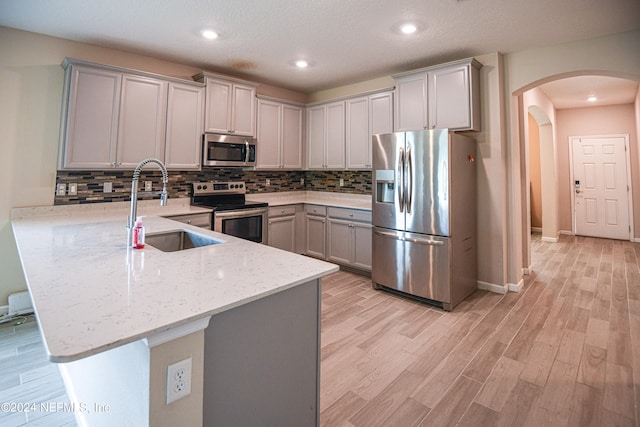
[11,199,338,362]
[247,191,372,210]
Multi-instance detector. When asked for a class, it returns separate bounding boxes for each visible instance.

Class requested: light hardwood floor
[320,233,640,426]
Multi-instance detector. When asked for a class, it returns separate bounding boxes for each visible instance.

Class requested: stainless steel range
[191,181,268,244]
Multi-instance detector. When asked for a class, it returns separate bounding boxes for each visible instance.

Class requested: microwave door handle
[406,147,412,214]
[398,147,405,213]
[244,140,250,164]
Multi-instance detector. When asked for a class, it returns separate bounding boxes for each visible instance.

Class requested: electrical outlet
[265,178,271,186]
[68,183,78,196]
[166,357,192,404]
[339,178,344,187]
[144,181,152,192]
[300,177,304,186]
[56,183,66,196]
[103,182,113,193]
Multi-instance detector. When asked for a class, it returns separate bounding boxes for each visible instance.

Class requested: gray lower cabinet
[326,207,372,271]
[203,279,321,426]
[305,205,327,259]
[268,206,297,252]
[268,204,372,272]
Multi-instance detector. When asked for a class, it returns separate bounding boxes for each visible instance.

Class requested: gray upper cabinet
[194,72,257,137]
[256,98,303,169]
[346,91,393,169]
[60,64,121,169]
[116,74,168,168]
[307,101,345,169]
[164,82,205,170]
[394,57,481,132]
[59,58,204,170]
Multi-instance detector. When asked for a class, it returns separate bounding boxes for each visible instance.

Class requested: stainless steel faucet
[128,158,168,247]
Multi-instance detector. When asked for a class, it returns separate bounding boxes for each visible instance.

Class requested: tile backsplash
[54,168,372,205]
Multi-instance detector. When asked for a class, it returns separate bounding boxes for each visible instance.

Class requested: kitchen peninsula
[11,199,338,426]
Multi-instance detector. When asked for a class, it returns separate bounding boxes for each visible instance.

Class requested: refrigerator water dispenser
[375,170,395,203]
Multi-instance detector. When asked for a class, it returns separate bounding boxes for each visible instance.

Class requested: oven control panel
[192,181,246,196]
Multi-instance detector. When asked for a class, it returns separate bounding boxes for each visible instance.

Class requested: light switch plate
[68,183,78,196]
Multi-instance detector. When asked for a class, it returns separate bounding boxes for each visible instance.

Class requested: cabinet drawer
[327,207,371,223]
[269,205,297,217]
[165,212,212,228]
[305,205,326,216]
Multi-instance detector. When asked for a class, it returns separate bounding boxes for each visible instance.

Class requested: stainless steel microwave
[202,133,256,167]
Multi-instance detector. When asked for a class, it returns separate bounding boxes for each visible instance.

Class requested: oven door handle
[215,207,268,220]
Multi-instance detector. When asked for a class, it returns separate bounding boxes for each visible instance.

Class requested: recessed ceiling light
[587,95,598,102]
[295,60,309,68]
[400,24,417,34]
[201,30,219,40]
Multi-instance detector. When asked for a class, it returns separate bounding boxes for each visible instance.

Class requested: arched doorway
[515,71,640,277]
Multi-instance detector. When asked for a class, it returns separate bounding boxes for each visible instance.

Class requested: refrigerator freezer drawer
[372,228,450,304]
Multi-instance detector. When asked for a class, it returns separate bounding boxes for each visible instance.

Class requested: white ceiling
[538,76,638,109]
[1,0,639,104]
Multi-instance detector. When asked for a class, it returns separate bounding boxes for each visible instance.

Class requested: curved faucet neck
[128,158,169,247]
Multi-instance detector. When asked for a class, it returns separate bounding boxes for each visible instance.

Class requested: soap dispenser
[132,216,145,249]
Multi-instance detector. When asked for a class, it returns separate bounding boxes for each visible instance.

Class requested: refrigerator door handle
[406,147,413,214]
[374,230,444,246]
[398,147,405,213]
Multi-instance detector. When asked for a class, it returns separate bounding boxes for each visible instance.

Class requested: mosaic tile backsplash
[54,168,372,205]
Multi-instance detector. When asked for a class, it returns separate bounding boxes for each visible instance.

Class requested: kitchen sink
[146,230,223,252]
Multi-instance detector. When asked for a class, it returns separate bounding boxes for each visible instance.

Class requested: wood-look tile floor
[320,233,640,427]
[0,316,76,427]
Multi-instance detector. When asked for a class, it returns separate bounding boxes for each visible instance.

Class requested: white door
[571,135,631,240]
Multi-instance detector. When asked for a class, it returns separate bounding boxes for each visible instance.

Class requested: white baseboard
[0,305,8,316]
[634,236,640,243]
[541,236,558,243]
[559,230,573,235]
[508,279,524,293]
[522,265,532,275]
[477,280,508,295]
[531,227,542,233]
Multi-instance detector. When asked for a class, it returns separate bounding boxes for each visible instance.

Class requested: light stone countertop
[247,191,372,210]
[11,198,338,363]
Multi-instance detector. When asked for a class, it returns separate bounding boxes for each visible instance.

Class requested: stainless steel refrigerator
[371,129,477,311]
